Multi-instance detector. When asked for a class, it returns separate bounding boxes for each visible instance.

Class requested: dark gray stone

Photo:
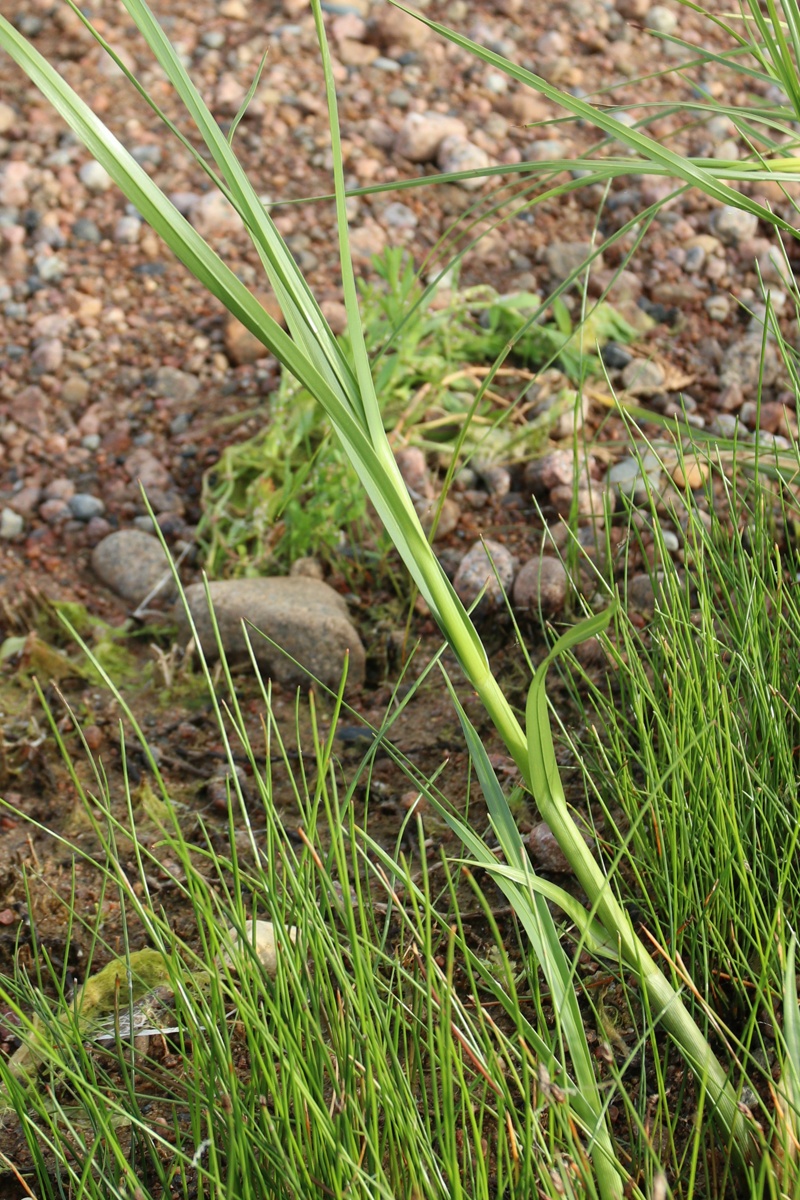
[69,493,106,521]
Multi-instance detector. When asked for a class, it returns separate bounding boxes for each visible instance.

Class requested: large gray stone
[176,577,365,689]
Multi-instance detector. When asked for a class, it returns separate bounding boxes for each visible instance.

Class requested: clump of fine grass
[558,440,800,1154]
[0,625,616,1200]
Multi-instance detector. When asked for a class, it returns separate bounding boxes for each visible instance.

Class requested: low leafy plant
[199,246,639,579]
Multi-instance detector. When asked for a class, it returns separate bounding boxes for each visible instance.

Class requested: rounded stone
[114,215,141,244]
[607,453,662,503]
[529,823,573,874]
[453,539,516,614]
[78,160,113,193]
[92,529,176,605]
[712,205,758,246]
[176,576,366,690]
[621,358,666,395]
[395,446,433,499]
[644,4,678,33]
[0,508,24,539]
[381,202,418,229]
[68,493,106,521]
[394,111,468,163]
[220,920,297,978]
[512,556,569,617]
[671,457,709,490]
[436,136,491,191]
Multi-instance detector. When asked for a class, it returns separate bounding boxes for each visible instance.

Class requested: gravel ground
[0,0,798,618]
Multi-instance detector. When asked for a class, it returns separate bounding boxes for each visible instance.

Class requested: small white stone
[220,919,297,977]
[79,160,113,192]
[0,507,24,539]
[644,4,678,33]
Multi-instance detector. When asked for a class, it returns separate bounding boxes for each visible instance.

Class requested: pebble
[36,255,66,281]
[436,136,492,190]
[453,539,516,615]
[176,577,366,689]
[0,508,23,539]
[92,529,176,604]
[223,291,285,364]
[550,483,611,517]
[395,446,433,499]
[544,241,604,281]
[39,498,71,524]
[153,366,200,403]
[607,452,662,502]
[31,338,64,373]
[601,342,632,369]
[188,191,243,238]
[720,333,780,391]
[220,920,297,978]
[524,450,578,494]
[44,477,75,501]
[476,463,511,498]
[114,215,141,244]
[712,205,759,246]
[525,139,570,162]
[627,572,657,617]
[394,112,468,162]
[9,485,41,517]
[68,493,106,521]
[415,496,461,540]
[644,4,678,33]
[72,218,101,243]
[62,375,90,407]
[710,413,740,438]
[369,5,429,49]
[621,358,666,395]
[672,457,709,489]
[704,294,730,321]
[683,245,706,273]
[0,103,14,135]
[381,202,418,229]
[512,556,569,617]
[78,161,113,193]
[528,823,573,874]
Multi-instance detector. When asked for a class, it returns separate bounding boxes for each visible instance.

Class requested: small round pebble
[644,4,678,33]
[437,136,491,190]
[78,161,113,192]
[705,294,730,321]
[68,493,106,521]
[513,556,569,617]
[381,202,418,229]
[114,215,141,244]
[712,205,758,246]
[607,452,662,502]
[453,539,516,614]
[0,508,23,539]
[220,919,297,978]
[621,358,666,395]
[529,823,573,874]
[39,498,71,524]
[672,457,709,489]
[72,218,101,243]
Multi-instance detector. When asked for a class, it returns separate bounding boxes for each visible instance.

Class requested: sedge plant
[4,0,798,1189]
